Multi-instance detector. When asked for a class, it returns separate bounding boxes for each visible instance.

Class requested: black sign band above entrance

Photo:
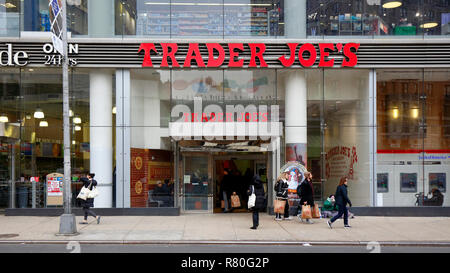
[1,40,449,68]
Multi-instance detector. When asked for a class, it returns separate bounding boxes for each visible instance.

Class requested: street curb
[1,240,450,247]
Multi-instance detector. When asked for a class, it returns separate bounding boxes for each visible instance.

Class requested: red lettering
[183,113,190,122]
[184,43,205,68]
[245,113,251,122]
[298,43,317,67]
[318,43,335,67]
[217,113,224,122]
[261,112,268,122]
[206,43,225,67]
[202,113,209,122]
[237,113,244,122]
[342,43,360,67]
[278,43,298,67]
[138,43,158,67]
[226,113,233,122]
[248,43,267,68]
[228,43,244,67]
[252,112,258,122]
[161,43,179,68]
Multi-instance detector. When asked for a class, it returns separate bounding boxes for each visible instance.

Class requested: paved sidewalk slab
[0,214,449,243]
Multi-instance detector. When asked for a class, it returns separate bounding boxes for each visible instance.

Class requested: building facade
[0,0,449,213]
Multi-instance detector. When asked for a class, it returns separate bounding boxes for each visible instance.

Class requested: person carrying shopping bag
[78,173,101,225]
[327,177,352,229]
[297,171,315,224]
[248,169,266,230]
[274,169,290,221]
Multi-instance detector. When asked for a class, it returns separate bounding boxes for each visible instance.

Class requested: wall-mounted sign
[139,42,360,68]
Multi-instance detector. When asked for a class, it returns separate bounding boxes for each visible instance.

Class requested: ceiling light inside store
[34,108,44,119]
[74,125,81,131]
[0,114,8,123]
[112,106,116,114]
[411,108,419,119]
[73,116,82,124]
[69,109,74,117]
[392,108,399,119]
[39,120,48,127]
[382,1,402,9]
[420,22,438,29]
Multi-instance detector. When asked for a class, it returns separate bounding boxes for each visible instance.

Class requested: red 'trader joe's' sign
[138,43,360,68]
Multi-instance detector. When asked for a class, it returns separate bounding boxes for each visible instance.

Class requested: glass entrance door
[182,155,212,212]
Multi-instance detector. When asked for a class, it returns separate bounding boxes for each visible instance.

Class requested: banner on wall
[46,173,63,206]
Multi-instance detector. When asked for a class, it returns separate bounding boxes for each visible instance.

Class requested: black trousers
[83,207,97,220]
[252,208,259,227]
[330,205,348,225]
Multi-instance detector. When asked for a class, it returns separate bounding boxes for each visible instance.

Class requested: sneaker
[96,216,101,224]
[327,220,332,229]
[250,226,257,230]
[306,219,314,224]
[344,225,352,228]
[284,216,293,221]
[275,217,283,221]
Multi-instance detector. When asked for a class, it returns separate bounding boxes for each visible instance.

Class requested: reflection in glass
[0,0,19,36]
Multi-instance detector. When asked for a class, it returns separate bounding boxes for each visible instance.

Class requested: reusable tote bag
[273,198,286,214]
[88,185,99,198]
[77,182,91,201]
[248,186,256,209]
[301,204,312,219]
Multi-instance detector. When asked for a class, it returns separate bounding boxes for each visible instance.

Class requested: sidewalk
[1,214,450,245]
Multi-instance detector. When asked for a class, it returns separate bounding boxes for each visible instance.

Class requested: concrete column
[88,0,115,37]
[90,71,113,208]
[285,70,308,148]
[284,0,307,38]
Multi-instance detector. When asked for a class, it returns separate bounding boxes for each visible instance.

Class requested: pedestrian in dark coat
[297,171,315,224]
[327,177,352,229]
[248,170,266,230]
[79,173,101,225]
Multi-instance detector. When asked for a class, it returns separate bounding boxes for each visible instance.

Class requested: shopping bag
[88,186,99,198]
[231,193,241,208]
[248,186,256,209]
[274,198,286,214]
[77,186,90,201]
[221,200,225,209]
[301,205,312,219]
[312,204,321,218]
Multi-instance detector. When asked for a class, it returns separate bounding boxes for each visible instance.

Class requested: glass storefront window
[0,0,20,37]
[306,0,449,38]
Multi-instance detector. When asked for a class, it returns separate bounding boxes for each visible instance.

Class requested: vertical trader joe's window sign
[325,146,358,180]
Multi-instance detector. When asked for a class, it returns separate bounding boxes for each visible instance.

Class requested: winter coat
[322,198,337,211]
[298,179,314,206]
[274,179,289,199]
[335,184,352,207]
[79,177,97,208]
[248,175,265,210]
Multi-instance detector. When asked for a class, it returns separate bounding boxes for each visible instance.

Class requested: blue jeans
[330,205,348,225]
[252,208,259,227]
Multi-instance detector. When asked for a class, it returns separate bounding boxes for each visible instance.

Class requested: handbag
[301,204,312,219]
[312,204,321,218]
[231,193,241,208]
[274,198,286,214]
[248,186,256,209]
